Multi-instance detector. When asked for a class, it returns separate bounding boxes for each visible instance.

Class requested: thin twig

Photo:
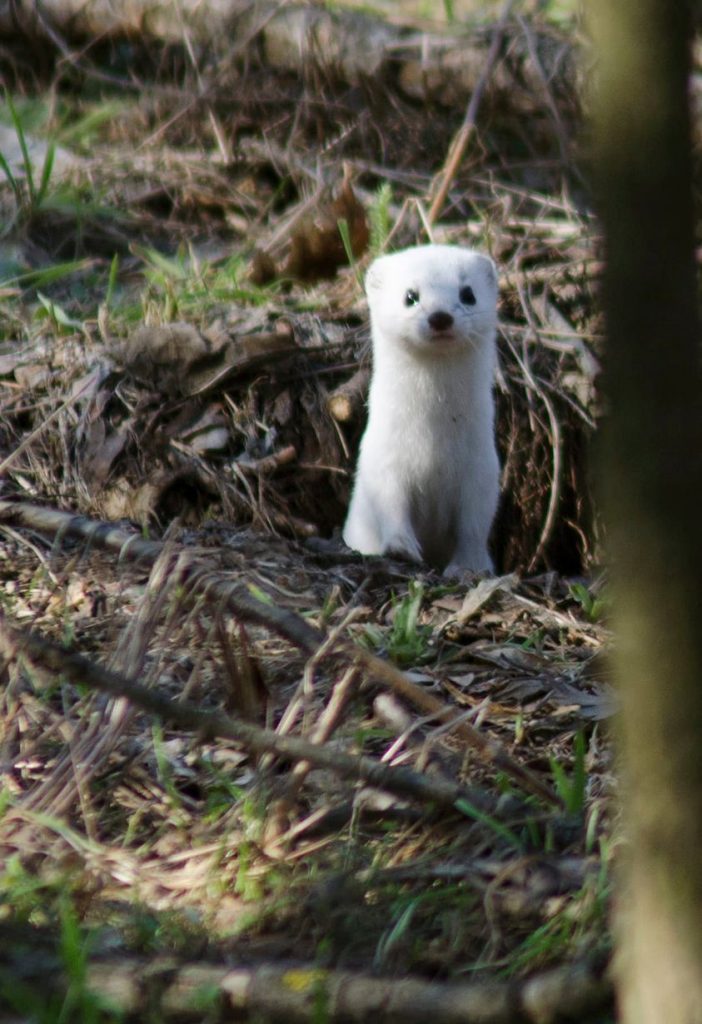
[426,0,516,226]
[511,279,564,570]
[284,664,360,800]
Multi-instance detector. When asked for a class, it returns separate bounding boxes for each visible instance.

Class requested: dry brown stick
[510,283,564,571]
[0,616,505,818]
[285,664,360,798]
[327,366,371,423]
[264,661,362,854]
[0,499,561,807]
[239,444,298,475]
[426,0,517,227]
[265,615,351,759]
[80,956,611,1024]
[516,14,574,172]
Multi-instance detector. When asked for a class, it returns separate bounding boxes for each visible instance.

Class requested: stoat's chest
[368,354,485,455]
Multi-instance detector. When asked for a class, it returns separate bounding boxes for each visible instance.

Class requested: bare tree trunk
[590,1,702,1020]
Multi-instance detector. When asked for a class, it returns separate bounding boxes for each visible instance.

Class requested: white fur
[343,244,500,574]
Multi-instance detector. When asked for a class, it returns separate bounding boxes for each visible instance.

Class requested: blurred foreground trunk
[591,0,702,1020]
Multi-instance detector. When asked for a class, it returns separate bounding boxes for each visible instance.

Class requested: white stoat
[343,244,500,574]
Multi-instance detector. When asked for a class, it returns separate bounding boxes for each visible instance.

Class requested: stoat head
[365,244,498,357]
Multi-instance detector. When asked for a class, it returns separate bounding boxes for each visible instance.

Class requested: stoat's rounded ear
[476,253,498,289]
[365,256,387,295]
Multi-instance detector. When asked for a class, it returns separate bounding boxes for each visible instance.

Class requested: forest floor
[0,3,616,1021]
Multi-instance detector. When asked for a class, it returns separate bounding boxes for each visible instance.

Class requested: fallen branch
[0,498,321,651]
[0,499,561,807]
[0,616,508,818]
[327,366,370,423]
[81,955,610,1023]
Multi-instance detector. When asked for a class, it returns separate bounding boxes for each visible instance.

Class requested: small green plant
[198,762,246,824]
[57,100,127,152]
[569,580,609,622]
[505,846,612,974]
[35,291,83,333]
[0,784,13,820]
[368,181,393,257]
[57,896,120,1024]
[549,730,588,815]
[310,973,331,1024]
[137,245,278,320]
[455,796,524,850]
[125,907,206,956]
[105,252,120,309]
[0,854,58,923]
[519,628,546,651]
[371,881,482,972]
[337,216,363,288]
[0,90,56,230]
[507,905,576,973]
[389,581,432,663]
[0,94,125,249]
[362,581,434,667]
[374,897,420,967]
[234,842,264,902]
[0,877,124,1023]
[137,244,193,320]
[540,0,580,27]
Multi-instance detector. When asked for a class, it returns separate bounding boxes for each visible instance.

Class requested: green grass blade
[375,898,419,966]
[106,252,120,308]
[36,290,83,329]
[0,148,20,200]
[36,138,56,206]
[549,730,587,814]
[135,243,188,280]
[58,100,126,149]
[0,258,94,289]
[455,797,524,850]
[369,182,393,257]
[337,216,363,288]
[572,729,587,811]
[5,90,36,204]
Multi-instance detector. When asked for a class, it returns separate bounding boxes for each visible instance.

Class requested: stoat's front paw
[443,555,494,580]
[383,531,423,565]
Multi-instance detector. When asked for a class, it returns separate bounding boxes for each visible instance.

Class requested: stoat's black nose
[427,310,454,331]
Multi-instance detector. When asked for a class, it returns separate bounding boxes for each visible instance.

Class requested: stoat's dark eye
[459,285,476,305]
[404,288,419,307]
